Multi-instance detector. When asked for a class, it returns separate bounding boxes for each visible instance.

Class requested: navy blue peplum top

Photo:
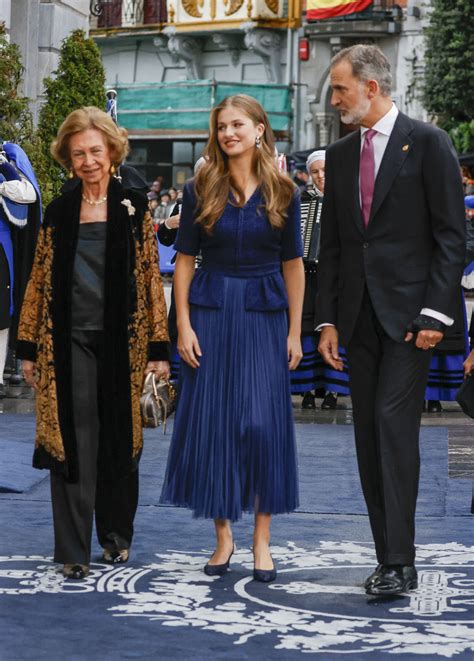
[174,180,303,312]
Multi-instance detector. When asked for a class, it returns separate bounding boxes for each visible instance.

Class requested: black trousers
[346,291,432,566]
[50,331,139,565]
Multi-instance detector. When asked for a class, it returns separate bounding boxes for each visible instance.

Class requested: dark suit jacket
[316,111,466,345]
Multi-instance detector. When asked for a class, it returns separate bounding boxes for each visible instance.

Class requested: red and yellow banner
[307,0,373,20]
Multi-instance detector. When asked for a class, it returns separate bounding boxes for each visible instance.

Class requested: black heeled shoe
[103,549,129,564]
[204,543,236,576]
[253,553,277,583]
[63,564,89,580]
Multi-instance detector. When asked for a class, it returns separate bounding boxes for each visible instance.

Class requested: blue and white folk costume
[290,151,350,405]
[0,143,41,387]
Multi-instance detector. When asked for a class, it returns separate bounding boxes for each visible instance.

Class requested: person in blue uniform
[160,94,305,583]
[0,141,41,397]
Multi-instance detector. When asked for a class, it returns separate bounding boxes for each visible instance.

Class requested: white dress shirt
[317,102,453,331]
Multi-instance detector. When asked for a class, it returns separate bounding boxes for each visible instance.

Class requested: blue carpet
[0,413,43,493]
[0,417,473,659]
[130,422,468,517]
[0,416,470,516]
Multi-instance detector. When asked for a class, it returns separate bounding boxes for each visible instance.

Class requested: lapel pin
[402,144,410,152]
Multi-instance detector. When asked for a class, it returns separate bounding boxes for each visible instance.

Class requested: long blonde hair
[194,95,295,233]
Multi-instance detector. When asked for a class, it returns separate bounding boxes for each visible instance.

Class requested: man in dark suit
[317,45,466,595]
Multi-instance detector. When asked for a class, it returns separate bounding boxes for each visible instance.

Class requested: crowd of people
[0,45,471,599]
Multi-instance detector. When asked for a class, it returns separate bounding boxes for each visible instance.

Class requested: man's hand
[464,350,474,376]
[318,326,344,371]
[404,329,443,350]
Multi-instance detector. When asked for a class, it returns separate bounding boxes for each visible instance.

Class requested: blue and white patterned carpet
[0,416,473,660]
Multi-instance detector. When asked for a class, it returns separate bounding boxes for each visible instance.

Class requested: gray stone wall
[2,0,90,121]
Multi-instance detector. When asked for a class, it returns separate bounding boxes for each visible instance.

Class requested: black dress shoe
[63,564,89,580]
[321,392,337,410]
[427,400,442,413]
[204,544,235,576]
[103,549,129,564]
[366,565,418,595]
[301,392,316,409]
[363,564,384,589]
[253,555,277,583]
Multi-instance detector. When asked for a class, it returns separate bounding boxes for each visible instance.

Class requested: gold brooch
[402,144,410,152]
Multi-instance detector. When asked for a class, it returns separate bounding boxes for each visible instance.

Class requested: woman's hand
[145,361,170,380]
[287,334,303,370]
[178,325,202,368]
[464,350,474,377]
[22,360,37,389]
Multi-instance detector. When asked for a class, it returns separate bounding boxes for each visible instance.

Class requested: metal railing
[97,0,167,28]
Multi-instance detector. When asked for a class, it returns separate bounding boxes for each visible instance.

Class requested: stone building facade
[0,0,90,120]
[90,0,301,185]
[299,0,432,150]
[0,1,433,183]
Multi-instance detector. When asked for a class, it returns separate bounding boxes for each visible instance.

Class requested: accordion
[301,192,323,265]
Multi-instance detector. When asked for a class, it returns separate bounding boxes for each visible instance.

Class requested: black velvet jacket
[16,178,170,482]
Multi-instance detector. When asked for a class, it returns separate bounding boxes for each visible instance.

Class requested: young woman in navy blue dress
[160,95,304,583]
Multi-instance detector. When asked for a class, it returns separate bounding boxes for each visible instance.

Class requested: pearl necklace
[82,193,108,206]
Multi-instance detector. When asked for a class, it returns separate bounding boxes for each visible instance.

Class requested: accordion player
[301,186,323,270]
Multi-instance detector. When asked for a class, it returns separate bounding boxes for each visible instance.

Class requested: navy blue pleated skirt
[160,275,299,520]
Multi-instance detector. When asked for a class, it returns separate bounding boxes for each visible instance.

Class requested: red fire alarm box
[299,38,310,61]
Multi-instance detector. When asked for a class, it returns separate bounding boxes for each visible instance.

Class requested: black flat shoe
[301,392,316,409]
[363,564,384,589]
[321,392,337,410]
[103,549,129,564]
[204,543,236,576]
[253,555,277,583]
[63,564,89,580]
[366,565,418,595]
[427,400,442,413]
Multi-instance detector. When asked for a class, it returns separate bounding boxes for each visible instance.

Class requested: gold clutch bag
[140,372,176,431]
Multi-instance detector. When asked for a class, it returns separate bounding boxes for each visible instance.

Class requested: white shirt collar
[361,103,399,138]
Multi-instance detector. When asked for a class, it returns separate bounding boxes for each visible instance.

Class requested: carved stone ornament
[265,0,279,13]
[224,0,244,15]
[167,34,203,79]
[182,0,204,18]
[244,28,281,83]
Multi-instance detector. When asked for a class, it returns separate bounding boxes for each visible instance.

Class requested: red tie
[360,129,377,227]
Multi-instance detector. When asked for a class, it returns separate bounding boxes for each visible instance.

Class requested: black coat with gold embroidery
[16,178,170,482]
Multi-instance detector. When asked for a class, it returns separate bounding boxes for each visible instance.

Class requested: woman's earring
[67,168,74,179]
[110,163,116,175]
[255,136,261,150]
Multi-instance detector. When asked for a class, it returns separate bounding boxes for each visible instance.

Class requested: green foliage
[424,0,474,153]
[0,23,37,151]
[36,30,106,206]
[448,120,474,155]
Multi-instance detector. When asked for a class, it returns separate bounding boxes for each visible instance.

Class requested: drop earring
[110,163,116,175]
[255,136,261,150]
[67,168,74,179]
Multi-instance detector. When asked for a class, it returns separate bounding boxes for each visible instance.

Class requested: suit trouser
[50,330,139,565]
[346,291,432,566]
